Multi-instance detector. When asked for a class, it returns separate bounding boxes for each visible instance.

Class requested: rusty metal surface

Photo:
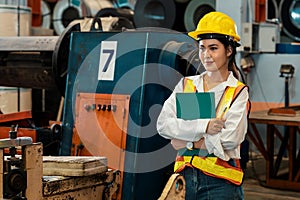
[0,36,58,51]
[0,36,59,89]
[43,169,120,199]
[43,156,108,176]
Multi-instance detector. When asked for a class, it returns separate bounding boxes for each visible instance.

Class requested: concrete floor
[243,155,300,200]
[244,179,300,200]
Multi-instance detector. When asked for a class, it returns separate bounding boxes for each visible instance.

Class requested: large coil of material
[68,18,104,32]
[82,0,114,17]
[69,16,134,32]
[116,0,137,10]
[0,87,32,113]
[52,0,82,35]
[0,5,31,36]
[52,22,81,96]
[174,0,190,3]
[184,0,215,32]
[1,0,27,6]
[158,40,200,80]
[41,0,51,28]
[279,0,300,41]
[53,16,135,95]
[156,38,201,96]
[93,7,134,24]
[44,0,58,3]
[133,0,176,28]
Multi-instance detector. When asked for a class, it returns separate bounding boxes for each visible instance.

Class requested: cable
[271,0,279,19]
[252,67,272,108]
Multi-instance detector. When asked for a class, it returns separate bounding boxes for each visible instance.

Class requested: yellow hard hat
[188,11,240,42]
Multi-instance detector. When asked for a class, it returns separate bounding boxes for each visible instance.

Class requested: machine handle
[0,137,33,148]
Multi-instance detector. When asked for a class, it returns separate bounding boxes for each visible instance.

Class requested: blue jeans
[180,167,244,200]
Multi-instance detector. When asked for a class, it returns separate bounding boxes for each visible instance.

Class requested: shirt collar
[198,71,238,87]
[226,72,239,87]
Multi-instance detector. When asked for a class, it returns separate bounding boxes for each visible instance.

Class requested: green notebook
[176,92,216,120]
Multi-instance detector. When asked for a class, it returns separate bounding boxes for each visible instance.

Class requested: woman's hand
[206,118,225,135]
[171,139,187,150]
[194,138,205,149]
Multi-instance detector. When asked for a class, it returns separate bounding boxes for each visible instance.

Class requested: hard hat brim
[188,30,202,40]
[188,30,240,42]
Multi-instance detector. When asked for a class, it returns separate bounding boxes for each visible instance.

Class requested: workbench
[0,143,120,199]
[247,110,300,191]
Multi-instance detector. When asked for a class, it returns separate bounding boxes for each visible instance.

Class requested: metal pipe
[0,36,59,89]
[285,77,289,107]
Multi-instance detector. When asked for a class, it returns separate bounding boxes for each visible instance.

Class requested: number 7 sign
[98,41,117,81]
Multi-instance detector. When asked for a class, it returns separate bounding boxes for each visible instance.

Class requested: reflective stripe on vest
[216,81,244,118]
[174,156,243,185]
[174,77,247,185]
[183,78,197,92]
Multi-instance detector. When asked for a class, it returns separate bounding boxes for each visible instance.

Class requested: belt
[177,148,215,157]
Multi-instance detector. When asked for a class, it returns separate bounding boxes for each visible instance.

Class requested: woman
[157,11,249,200]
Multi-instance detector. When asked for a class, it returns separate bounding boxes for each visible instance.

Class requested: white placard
[98,41,117,81]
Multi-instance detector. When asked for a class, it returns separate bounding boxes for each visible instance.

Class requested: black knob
[9,125,17,139]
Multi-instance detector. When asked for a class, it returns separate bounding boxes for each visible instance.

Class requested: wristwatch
[186,141,194,150]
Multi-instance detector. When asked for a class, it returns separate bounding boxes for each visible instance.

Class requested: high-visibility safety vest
[174,77,248,186]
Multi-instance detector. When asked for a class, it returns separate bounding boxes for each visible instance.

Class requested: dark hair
[217,37,239,79]
[198,33,240,79]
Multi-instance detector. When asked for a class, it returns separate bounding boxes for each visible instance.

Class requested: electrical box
[242,22,280,52]
[242,22,259,52]
[258,23,280,52]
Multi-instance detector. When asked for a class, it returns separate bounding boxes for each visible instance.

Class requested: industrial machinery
[59,27,200,200]
[0,125,39,199]
[0,126,120,200]
[0,20,200,199]
[0,1,202,196]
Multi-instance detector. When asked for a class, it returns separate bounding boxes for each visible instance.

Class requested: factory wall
[249,54,300,107]
[247,53,300,151]
[217,0,300,153]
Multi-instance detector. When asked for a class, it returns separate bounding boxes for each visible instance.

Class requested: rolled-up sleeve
[204,87,249,160]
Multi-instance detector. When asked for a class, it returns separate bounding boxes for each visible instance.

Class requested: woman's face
[199,39,232,73]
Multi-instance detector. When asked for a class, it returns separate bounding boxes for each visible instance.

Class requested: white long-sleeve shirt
[156,71,249,161]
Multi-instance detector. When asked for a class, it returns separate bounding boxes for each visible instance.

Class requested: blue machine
[60,30,199,199]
